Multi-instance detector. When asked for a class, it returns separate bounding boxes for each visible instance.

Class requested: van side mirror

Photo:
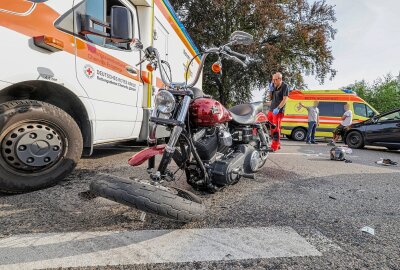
[79,6,133,44]
[111,6,133,43]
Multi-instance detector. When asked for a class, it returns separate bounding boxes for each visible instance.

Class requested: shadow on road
[82,145,146,160]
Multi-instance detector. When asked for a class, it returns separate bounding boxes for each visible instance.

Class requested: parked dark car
[345,108,400,150]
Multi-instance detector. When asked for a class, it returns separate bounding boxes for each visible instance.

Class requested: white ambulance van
[0,0,201,193]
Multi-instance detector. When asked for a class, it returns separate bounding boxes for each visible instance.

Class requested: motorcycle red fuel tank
[190,98,233,126]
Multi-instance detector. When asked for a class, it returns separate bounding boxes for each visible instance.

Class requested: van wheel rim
[295,131,305,140]
[1,122,64,172]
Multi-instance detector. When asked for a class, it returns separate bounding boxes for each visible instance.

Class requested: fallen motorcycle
[90,31,274,222]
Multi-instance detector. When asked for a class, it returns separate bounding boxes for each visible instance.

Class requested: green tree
[169,0,337,106]
[344,74,400,112]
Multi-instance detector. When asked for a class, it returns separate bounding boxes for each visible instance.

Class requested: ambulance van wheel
[291,127,307,141]
[0,100,83,193]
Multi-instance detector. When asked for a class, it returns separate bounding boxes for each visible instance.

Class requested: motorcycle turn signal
[212,61,222,73]
[146,63,156,72]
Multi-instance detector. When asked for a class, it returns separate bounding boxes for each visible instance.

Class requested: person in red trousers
[267,72,289,151]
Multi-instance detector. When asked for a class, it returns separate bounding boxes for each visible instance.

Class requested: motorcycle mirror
[131,38,144,51]
[230,31,254,46]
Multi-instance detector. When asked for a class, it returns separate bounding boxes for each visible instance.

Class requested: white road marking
[0,227,324,269]
[271,152,359,158]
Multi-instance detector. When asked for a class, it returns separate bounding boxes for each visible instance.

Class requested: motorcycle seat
[229,102,264,125]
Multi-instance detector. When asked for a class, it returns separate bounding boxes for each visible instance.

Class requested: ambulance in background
[0,0,201,193]
[281,90,378,141]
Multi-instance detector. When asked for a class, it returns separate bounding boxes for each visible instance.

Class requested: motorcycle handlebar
[142,45,249,89]
[224,46,247,61]
[227,54,248,68]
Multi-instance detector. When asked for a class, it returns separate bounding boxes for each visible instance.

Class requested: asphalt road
[0,139,399,269]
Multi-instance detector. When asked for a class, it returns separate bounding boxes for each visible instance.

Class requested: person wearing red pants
[267,72,289,151]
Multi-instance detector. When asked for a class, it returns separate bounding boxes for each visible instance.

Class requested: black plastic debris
[376,159,398,166]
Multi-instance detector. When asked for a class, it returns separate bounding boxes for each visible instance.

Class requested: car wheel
[286,134,293,140]
[291,128,307,141]
[346,131,365,149]
[0,100,83,193]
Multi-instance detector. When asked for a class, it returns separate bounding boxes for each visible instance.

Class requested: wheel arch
[0,80,93,156]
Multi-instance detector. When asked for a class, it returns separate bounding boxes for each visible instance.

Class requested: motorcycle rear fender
[253,112,276,136]
[128,144,166,167]
[256,112,276,129]
[256,112,268,123]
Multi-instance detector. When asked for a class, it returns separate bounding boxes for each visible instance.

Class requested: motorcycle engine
[192,126,259,187]
[193,125,232,162]
[193,128,219,162]
[210,144,255,186]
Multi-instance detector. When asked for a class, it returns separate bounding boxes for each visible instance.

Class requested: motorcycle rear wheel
[90,174,206,222]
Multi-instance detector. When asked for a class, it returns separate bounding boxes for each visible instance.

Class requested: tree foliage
[344,74,400,113]
[169,0,337,106]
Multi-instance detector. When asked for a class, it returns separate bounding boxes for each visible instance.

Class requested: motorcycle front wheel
[90,174,206,222]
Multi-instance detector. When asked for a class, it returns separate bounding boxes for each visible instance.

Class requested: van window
[354,103,375,118]
[84,0,136,51]
[366,105,375,118]
[318,102,346,117]
[85,0,106,46]
[354,103,367,117]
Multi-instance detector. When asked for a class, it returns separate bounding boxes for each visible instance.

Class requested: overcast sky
[253,0,400,101]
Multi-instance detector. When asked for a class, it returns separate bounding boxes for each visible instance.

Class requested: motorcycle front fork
[256,123,270,149]
[147,96,191,179]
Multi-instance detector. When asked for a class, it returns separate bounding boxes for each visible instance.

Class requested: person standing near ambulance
[328,103,353,146]
[268,72,289,151]
[299,101,320,144]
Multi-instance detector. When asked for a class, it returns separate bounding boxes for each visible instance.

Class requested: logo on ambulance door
[83,64,95,79]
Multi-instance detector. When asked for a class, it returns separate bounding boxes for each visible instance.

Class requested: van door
[75,0,142,143]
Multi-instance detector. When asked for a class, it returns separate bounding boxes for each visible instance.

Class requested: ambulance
[281,90,379,141]
[0,0,201,193]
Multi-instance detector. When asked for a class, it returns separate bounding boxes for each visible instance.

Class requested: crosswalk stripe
[0,227,324,269]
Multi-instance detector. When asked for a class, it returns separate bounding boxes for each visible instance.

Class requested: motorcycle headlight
[155,90,175,114]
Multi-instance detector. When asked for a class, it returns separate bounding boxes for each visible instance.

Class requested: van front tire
[291,127,307,141]
[0,100,83,193]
